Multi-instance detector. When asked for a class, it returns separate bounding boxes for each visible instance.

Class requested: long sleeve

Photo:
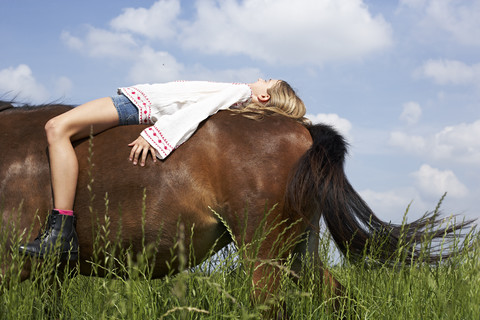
[119,81,251,159]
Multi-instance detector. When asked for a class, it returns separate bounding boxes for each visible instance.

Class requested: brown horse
[0,102,473,311]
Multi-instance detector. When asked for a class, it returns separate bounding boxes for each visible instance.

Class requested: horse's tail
[285,123,474,263]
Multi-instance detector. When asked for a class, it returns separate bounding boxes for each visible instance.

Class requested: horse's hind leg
[243,248,288,318]
[235,216,304,318]
[291,226,345,311]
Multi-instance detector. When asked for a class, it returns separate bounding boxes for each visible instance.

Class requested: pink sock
[55,209,74,216]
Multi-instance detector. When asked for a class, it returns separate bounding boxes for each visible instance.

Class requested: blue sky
[1,0,479,224]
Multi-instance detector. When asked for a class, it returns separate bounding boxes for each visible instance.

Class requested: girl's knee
[45,116,69,143]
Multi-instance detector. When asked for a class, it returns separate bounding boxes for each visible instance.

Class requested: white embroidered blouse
[118,81,252,159]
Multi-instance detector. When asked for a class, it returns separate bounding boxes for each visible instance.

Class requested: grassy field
[1,209,479,320]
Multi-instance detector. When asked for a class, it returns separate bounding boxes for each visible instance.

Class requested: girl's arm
[140,85,251,159]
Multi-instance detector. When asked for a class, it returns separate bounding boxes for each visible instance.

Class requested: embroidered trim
[142,126,175,158]
[142,133,168,158]
[122,86,152,124]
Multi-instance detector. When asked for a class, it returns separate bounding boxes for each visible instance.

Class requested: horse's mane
[0,101,14,112]
[0,101,74,113]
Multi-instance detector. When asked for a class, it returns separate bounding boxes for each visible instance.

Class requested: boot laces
[35,214,57,241]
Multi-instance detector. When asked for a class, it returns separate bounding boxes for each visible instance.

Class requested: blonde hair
[232,80,311,126]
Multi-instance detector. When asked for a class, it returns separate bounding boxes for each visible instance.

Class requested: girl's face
[249,78,279,103]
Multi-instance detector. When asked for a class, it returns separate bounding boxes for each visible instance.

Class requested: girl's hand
[128,135,157,166]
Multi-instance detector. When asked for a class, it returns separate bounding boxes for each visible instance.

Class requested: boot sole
[20,249,79,261]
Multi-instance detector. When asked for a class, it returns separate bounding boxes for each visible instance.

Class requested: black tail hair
[285,123,475,263]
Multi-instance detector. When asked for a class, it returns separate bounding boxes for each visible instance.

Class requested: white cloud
[180,0,392,65]
[184,65,263,84]
[400,0,480,46]
[389,131,426,153]
[61,27,138,59]
[58,0,394,85]
[126,48,265,84]
[412,164,468,199]
[110,0,180,40]
[433,121,480,162]
[424,0,480,46]
[306,113,352,141]
[0,64,49,102]
[359,181,474,223]
[416,59,480,86]
[60,31,83,50]
[0,65,75,103]
[399,0,427,9]
[389,120,480,165]
[61,0,393,68]
[61,22,263,85]
[360,188,415,222]
[128,47,185,83]
[53,76,74,98]
[400,101,422,125]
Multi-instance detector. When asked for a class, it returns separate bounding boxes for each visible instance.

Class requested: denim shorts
[111,94,140,125]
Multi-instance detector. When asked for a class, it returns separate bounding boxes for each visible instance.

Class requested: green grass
[1,206,479,320]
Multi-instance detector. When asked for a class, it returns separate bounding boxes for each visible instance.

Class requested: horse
[0,102,474,315]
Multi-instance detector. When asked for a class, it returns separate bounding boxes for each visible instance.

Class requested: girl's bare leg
[19,97,120,260]
[45,97,120,210]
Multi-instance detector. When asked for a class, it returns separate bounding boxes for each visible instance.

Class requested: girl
[19,79,308,260]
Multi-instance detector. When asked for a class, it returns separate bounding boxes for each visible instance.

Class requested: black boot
[19,210,78,261]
